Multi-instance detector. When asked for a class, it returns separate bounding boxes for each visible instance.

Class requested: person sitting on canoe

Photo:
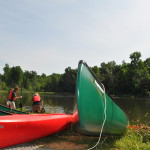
[7,86,22,109]
[32,93,43,113]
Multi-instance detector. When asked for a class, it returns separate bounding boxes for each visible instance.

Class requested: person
[7,87,22,109]
[32,93,43,113]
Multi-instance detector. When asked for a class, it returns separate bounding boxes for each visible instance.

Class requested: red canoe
[0,112,78,148]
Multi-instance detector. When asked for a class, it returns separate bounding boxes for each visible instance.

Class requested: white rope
[87,83,107,150]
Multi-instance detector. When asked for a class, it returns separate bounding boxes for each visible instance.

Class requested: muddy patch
[43,141,88,150]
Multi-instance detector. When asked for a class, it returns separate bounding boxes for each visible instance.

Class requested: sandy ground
[1,134,93,150]
[2,129,116,150]
[1,143,44,150]
[2,140,89,150]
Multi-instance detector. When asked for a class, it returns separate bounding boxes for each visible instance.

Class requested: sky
[0,0,150,75]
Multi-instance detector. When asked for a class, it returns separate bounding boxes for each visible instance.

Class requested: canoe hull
[0,114,72,148]
[76,60,128,136]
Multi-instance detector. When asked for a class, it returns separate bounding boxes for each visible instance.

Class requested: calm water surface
[114,97,150,125]
[1,93,149,125]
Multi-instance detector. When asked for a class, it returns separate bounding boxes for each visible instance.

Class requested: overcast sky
[0,0,150,75]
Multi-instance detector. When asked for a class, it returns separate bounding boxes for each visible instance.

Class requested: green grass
[88,123,150,150]
[114,128,150,150]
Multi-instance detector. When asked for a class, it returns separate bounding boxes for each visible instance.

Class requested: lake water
[0,93,149,150]
[1,93,149,125]
[113,97,150,125]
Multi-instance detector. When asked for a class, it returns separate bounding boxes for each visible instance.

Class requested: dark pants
[32,101,42,113]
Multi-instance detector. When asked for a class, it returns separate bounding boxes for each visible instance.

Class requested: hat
[14,87,19,91]
[34,93,39,96]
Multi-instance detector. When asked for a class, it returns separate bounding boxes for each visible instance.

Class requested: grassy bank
[96,124,150,150]
[114,127,150,150]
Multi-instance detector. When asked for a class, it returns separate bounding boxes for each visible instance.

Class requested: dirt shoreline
[1,133,92,150]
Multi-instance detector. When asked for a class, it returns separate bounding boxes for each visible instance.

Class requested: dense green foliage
[0,51,149,96]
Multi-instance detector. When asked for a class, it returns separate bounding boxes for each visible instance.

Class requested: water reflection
[114,97,150,125]
[0,92,149,125]
[0,93,75,114]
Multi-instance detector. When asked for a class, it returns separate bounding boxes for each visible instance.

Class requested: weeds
[114,124,150,150]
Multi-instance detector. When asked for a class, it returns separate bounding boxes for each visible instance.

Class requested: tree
[0,51,150,96]
[100,61,116,94]
[91,66,101,80]
[140,58,150,96]
[115,61,130,94]
[130,51,142,68]
[9,66,23,87]
[59,67,77,93]
[144,58,150,73]
[3,63,11,85]
[44,74,62,92]
[128,51,144,94]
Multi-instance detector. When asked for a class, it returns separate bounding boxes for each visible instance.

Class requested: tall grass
[114,125,150,150]
[94,124,150,150]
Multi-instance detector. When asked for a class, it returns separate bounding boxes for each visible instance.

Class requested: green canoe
[0,110,13,116]
[0,104,28,115]
[76,60,128,136]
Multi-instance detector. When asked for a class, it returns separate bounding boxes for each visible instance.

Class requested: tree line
[0,51,150,97]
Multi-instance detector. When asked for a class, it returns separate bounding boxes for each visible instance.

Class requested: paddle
[19,85,23,110]
[19,101,22,110]
[40,100,46,113]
